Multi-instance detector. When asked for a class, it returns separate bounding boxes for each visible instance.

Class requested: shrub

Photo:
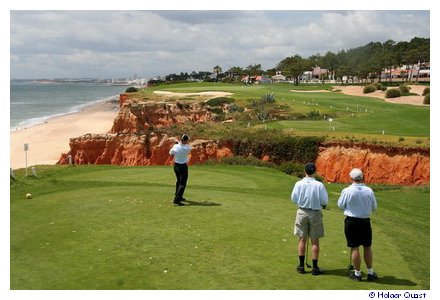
[260,93,276,104]
[226,103,244,113]
[363,85,376,94]
[225,132,323,164]
[399,84,411,94]
[208,107,223,114]
[307,109,321,119]
[205,97,235,106]
[213,156,274,168]
[221,77,234,84]
[423,93,430,105]
[125,87,138,93]
[422,87,430,96]
[277,162,304,177]
[385,88,401,98]
[250,94,276,121]
[373,82,383,91]
[176,101,191,110]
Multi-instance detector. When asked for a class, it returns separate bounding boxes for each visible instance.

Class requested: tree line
[149,37,429,85]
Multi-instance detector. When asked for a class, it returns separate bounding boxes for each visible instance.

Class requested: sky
[10,10,430,80]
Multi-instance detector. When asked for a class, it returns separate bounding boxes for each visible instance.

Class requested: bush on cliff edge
[223,130,323,165]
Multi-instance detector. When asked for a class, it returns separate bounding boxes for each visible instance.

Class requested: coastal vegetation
[141,82,429,148]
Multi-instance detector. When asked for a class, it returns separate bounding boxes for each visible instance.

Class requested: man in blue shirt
[337,168,378,282]
[169,134,192,206]
[291,162,328,275]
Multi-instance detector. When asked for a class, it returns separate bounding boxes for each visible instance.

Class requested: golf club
[305,238,312,268]
[347,247,354,273]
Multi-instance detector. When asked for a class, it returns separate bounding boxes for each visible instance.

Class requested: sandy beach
[10,100,119,170]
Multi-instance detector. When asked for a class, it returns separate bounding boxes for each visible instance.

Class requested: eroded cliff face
[59,135,429,185]
[58,133,233,166]
[111,101,214,134]
[58,94,429,186]
[315,143,429,185]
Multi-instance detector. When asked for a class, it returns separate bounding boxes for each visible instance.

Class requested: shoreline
[11,95,120,131]
[10,99,119,170]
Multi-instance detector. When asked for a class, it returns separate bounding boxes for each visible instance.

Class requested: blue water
[10,82,127,130]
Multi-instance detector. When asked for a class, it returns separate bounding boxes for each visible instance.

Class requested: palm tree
[213,65,222,81]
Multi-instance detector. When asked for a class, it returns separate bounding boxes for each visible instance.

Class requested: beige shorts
[294,208,324,239]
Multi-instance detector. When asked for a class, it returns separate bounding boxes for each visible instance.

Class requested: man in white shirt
[291,162,328,275]
[169,134,192,206]
[337,168,378,282]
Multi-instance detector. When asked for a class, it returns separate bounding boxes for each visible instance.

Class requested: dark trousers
[174,163,188,202]
[344,216,372,248]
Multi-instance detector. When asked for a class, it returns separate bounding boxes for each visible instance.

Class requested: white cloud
[10,10,430,79]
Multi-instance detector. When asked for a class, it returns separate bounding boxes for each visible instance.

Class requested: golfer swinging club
[169,134,192,206]
[337,168,378,281]
[291,162,328,275]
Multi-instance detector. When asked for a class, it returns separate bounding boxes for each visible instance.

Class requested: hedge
[222,131,323,164]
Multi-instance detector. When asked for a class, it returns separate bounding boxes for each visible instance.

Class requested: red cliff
[58,133,233,166]
[58,96,429,186]
[315,142,429,185]
[111,101,214,134]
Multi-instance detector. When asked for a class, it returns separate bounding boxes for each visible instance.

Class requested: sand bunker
[335,85,427,106]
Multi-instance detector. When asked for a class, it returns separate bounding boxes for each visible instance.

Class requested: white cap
[349,168,363,181]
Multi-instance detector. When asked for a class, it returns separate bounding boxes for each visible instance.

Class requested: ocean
[10,81,127,130]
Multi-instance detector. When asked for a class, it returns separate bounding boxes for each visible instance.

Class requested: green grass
[10,165,429,290]
[268,92,428,137]
[142,82,429,145]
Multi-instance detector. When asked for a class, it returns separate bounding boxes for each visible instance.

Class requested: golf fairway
[10,165,428,290]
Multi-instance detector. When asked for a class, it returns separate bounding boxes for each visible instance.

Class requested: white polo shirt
[337,183,377,218]
[291,177,328,210]
[169,143,192,164]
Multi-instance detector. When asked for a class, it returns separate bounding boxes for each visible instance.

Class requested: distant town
[10,75,149,86]
[11,36,430,88]
[10,59,430,89]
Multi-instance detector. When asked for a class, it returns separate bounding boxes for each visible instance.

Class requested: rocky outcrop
[59,134,429,185]
[58,95,429,186]
[58,133,233,166]
[58,98,227,166]
[111,101,214,134]
[315,142,429,185]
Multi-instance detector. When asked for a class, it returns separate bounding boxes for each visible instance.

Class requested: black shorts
[344,216,372,248]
